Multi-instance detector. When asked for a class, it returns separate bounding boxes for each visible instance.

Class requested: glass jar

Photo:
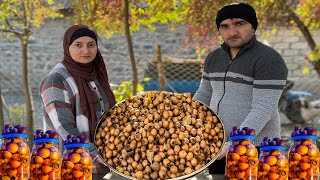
[0,133,30,179]
[61,143,93,180]
[258,146,289,180]
[30,138,61,179]
[226,135,258,180]
[288,135,319,180]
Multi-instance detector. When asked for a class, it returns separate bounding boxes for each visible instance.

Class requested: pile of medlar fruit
[94,91,225,179]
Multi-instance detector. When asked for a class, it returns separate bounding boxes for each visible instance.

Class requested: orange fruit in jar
[261,163,270,172]
[1,176,11,180]
[265,155,277,166]
[9,160,21,168]
[48,171,57,179]
[244,167,255,177]
[72,170,83,178]
[52,162,60,170]
[235,170,245,179]
[30,163,36,169]
[3,151,12,159]
[63,173,73,179]
[49,151,60,160]
[300,155,310,163]
[246,148,257,157]
[269,166,279,173]
[297,170,307,178]
[39,174,49,180]
[42,159,52,166]
[65,161,74,169]
[18,147,28,155]
[279,169,288,177]
[226,161,233,168]
[268,172,280,180]
[302,140,311,145]
[69,153,81,163]
[78,176,86,180]
[43,143,53,148]
[7,168,18,177]
[296,145,308,155]
[7,143,19,153]
[32,167,42,175]
[34,156,44,164]
[238,162,249,171]
[75,148,84,153]
[231,153,240,161]
[276,159,288,167]
[12,138,21,143]
[240,140,249,145]
[292,153,301,161]
[276,154,288,167]
[235,145,247,155]
[41,165,53,174]
[80,156,91,165]
[21,157,29,166]
[270,149,280,156]
[307,144,319,157]
[299,162,311,170]
[38,148,50,158]
[306,168,318,177]
[73,163,82,171]
[239,155,248,163]
[17,165,23,174]
[83,168,91,176]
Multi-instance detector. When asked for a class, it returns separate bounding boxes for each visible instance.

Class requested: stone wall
[1,19,320,128]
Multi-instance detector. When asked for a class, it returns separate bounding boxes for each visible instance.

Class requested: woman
[40,24,115,177]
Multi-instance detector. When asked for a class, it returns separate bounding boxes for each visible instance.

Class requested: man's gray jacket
[193,36,288,144]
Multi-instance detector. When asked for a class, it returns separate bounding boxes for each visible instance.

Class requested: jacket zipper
[216,60,232,115]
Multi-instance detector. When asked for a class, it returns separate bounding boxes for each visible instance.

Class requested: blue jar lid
[229,135,256,141]
[64,143,90,149]
[260,146,286,151]
[2,133,28,139]
[291,135,318,141]
[33,138,59,144]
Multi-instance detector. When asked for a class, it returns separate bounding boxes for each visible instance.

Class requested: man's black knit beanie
[216,3,258,30]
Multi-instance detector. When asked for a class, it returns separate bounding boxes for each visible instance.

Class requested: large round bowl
[94,91,226,180]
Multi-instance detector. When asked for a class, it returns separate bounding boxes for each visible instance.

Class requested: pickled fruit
[288,126,319,180]
[0,124,30,178]
[258,137,289,180]
[30,129,61,179]
[61,135,92,180]
[226,126,258,180]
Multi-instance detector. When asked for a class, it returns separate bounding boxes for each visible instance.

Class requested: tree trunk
[124,0,138,95]
[21,37,34,141]
[288,8,320,76]
[0,85,4,131]
[156,45,165,91]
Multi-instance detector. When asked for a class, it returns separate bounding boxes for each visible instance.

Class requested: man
[193,3,288,175]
